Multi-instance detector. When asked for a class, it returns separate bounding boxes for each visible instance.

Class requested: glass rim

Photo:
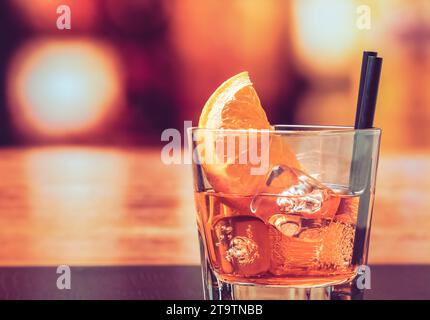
[188,125,381,135]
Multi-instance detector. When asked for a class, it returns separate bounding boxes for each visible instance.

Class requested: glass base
[202,262,362,300]
[214,281,332,300]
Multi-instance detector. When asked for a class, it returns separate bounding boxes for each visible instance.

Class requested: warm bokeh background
[0,0,429,266]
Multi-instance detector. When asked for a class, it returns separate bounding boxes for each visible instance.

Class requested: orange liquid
[195,189,359,287]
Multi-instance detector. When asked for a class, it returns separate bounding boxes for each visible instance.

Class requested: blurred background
[0,0,429,266]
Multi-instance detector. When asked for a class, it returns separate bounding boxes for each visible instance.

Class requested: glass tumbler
[189,125,381,300]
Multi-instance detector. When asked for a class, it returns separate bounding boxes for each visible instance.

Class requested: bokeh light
[292,0,358,73]
[7,39,124,138]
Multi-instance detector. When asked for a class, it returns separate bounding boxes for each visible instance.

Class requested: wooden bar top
[0,146,429,266]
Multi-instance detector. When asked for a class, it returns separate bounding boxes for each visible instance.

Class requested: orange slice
[197,72,300,196]
[199,72,270,130]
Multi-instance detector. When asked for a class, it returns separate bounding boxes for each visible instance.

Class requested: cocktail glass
[189,125,381,300]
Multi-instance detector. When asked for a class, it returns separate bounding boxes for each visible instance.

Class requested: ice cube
[212,216,270,276]
[268,214,301,237]
[334,195,359,224]
[319,222,355,268]
[251,165,340,219]
[269,225,322,275]
[269,220,355,275]
[298,226,323,241]
[226,236,259,264]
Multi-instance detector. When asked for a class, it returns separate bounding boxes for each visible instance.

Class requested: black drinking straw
[350,52,382,294]
[355,55,383,130]
[354,51,377,129]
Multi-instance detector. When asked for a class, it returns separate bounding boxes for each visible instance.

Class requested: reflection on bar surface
[0,146,197,266]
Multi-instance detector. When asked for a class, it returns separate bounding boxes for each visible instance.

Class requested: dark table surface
[0,265,429,300]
